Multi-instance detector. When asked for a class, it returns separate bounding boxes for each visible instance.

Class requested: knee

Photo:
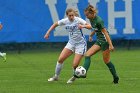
[58,58,64,64]
[85,53,92,57]
[103,58,110,64]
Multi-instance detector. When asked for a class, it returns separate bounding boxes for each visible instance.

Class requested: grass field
[0,48,140,93]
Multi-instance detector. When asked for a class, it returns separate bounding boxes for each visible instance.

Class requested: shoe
[113,76,119,84]
[2,53,6,62]
[74,74,86,78]
[67,76,76,84]
[48,76,58,82]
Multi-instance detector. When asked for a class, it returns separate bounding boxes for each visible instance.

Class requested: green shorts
[94,40,109,51]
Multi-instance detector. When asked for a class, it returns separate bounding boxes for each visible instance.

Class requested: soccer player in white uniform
[0,21,6,62]
[44,8,91,83]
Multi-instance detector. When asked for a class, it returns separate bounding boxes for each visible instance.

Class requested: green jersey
[89,16,108,42]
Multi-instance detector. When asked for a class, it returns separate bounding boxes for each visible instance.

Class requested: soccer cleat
[67,76,76,84]
[2,53,6,62]
[74,74,80,78]
[74,74,86,78]
[79,75,86,78]
[113,76,119,84]
[48,76,58,82]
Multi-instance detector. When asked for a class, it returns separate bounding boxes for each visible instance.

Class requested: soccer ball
[75,66,86,77]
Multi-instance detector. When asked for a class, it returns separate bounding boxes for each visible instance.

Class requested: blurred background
[0,0,139,52]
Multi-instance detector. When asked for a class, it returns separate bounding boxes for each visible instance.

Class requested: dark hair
[84,4,97,14]
[66,8,75,15]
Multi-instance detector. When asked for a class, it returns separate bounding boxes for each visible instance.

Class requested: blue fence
[0,0,139,43]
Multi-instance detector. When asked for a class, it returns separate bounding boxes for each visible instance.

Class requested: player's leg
[0,52,6,62]
[72,54,83,69]
[48,43,74,82]
[102,42,119,84]
[48,48,73,81]
[56,48,73,75]
[83,44,100,72]
[67,43,86,83]
[67,53,83,83]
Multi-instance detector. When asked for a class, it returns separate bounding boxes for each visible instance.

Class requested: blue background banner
[0,0,139,43]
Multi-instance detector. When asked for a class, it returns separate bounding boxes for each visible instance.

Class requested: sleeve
[77,17,87,25]
[57,18,67,26]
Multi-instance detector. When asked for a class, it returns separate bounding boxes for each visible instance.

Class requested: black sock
[106,61,118,78]
[83,56,91,72]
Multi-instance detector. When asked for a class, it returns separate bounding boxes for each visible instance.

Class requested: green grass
[0,48,140,93]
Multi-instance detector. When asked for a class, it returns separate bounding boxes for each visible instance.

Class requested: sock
[0,52,3,56]
[83,56,91,71]
[73,68,77,77]
[106,61,118,78]
[73,68,80,78]
[73,68,76,74]
[55,62,63,77]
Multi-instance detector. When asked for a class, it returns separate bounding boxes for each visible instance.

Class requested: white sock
[55,62,63,77]
[0,52,3,56]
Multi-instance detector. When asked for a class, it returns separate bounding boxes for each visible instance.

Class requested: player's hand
[89,36,93,42]
[109,45,114,51]
[44,33,50,39]
[78,24,85,29]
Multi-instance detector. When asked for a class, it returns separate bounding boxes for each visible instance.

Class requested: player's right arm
[44,18,66,39]
[89,30,96,42]
[44,22,58,39]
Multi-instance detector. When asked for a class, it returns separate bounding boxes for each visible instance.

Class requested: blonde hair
[74,10,79,17]
[84,4,97,15]
[66,8,75,15]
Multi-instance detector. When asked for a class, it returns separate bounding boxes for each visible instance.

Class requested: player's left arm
[78,17,92,29]
[102,28,114,51]
[79,23,92,29]
[89,30,96,42]
[99,19,114,51]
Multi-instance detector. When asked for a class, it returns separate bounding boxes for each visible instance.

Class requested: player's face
[84,11,94,19]
[67,12,75,21]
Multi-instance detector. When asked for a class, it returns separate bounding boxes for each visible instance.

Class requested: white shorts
[65,42,87,55]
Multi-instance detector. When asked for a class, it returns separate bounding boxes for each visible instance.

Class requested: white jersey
[58,17,87,44]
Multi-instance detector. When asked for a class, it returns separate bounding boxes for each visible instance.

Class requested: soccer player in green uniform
[82,4,119,84]
[0,21,6,62]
